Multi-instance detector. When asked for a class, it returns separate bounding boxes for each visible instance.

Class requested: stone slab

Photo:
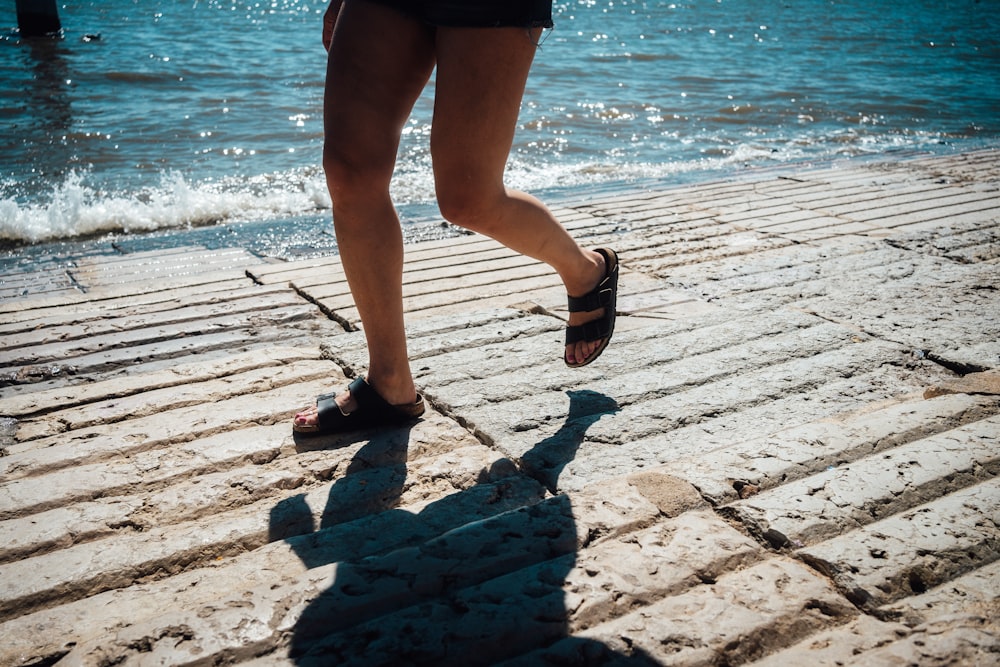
[0,276,254,326]
[515,559,858,667]
[726,414,1000,547]
[1,150,998,667]
[2,284,301,350]
[12,358,336,441]
[797,478,1000,611]
[649,393,999,506]
[0,345,319,418]
[0,375,341,475]
[0,472,547,667]
[0,406,511,623]
[4,302,319,367]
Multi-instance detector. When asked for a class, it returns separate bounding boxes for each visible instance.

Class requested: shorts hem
[360,0,554,29]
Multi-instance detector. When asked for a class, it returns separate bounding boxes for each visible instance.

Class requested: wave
[0,170,332,244]
[1,128,976,246]
[0,159,743,246]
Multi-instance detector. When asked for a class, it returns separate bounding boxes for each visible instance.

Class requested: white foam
[1,169,331,244]
[0,128,959,245]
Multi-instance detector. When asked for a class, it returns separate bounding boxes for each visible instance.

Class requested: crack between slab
[289,284,357,333]
[710,503,890,620]
[683,486,900,636]
[884,238,980,265]
[709,473,1000,630]
[789,308,991,378]
[918,350,991,376]
[64,266,89,294]
[419,390,507,463]
[14,649,70,667]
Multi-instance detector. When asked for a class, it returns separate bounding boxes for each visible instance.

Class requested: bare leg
[297,10,612,430]
[431,27,609,366]
[295,2,435,428]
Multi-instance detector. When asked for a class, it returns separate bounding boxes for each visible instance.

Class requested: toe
[565,344,577,365]
[293,405,318,426]
[566,338,603,366]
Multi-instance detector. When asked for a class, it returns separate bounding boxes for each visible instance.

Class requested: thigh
[324,0,436,180]
[430,27,540,192]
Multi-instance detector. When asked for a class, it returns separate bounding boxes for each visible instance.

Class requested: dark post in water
[16,0,62,37]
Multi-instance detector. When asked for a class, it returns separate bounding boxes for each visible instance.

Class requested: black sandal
[292,377,425,435]
[564,247,619,368]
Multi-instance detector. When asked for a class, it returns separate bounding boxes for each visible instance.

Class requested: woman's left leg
[430,26,611,366]
[293,1,436,433]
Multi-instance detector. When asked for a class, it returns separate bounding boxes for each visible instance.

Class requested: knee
[322,142,392,210]
[322,145,361,203]
[436,181,503,233]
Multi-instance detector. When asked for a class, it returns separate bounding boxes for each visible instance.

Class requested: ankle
[364,368,417,406]
[564,249,605,298]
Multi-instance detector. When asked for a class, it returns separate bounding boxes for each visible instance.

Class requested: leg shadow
[272,389,657,664]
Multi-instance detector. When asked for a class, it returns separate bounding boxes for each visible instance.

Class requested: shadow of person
[269,426,415,558]
[270,389,658,665]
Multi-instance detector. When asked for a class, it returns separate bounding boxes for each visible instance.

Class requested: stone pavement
[1,149,998,666]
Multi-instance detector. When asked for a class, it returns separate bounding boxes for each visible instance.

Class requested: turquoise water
[2,0,999,253]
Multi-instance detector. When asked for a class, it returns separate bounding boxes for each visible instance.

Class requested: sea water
[2,0,998,260]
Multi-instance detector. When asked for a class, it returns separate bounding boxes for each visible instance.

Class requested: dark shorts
[363,0,554,29]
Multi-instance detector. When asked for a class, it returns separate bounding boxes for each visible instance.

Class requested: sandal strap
[316,377,425,431]
[316,377,389,426]
[565,311,614,344]
[346,376,389,412]
[564,248,620,346]
[300,377,426,436]
[566,248,619,313]
[567,283,614,313]
[316,392,346,425]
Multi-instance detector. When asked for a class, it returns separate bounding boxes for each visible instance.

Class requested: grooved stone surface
[2,149,999,666]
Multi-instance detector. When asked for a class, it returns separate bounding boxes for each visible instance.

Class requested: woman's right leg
[430,26,611,367]
[296,1,436,428]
